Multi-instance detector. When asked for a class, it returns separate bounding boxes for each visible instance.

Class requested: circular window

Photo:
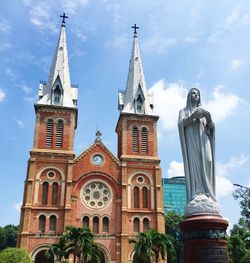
[81,181,112,209]
[137,176,144,183]
[47,171,55,178]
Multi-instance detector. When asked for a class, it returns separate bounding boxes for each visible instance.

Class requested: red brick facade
[18,85,165,263]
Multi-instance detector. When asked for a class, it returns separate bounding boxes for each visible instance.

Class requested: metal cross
[95,130,102,141]
[60,13,68,26]
[131,24,139,35]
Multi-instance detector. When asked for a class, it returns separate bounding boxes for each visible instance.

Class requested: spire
[118,25,154,115]
[37,13,78,108]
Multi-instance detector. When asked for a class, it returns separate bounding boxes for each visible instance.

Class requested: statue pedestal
[180,214,229,263]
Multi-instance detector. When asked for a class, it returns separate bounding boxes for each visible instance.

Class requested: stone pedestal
[180,214,229,263]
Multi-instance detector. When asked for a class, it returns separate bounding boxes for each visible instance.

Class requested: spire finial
[95,130,102,141]
[131,24,139,37]
[60,12,68,27]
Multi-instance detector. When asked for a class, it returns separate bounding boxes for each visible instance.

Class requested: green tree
[148,229,169,263]
[241,250,250,263]
[165,211,184,263]
[233,185,250,229]
[51,226,101,263]
[228,235,247,263]
[0,247,31,263]
[129,232,152,263]
[46,236,69,262]
[0,225,19,251]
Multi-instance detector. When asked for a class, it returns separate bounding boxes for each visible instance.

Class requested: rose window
[81,181,112,209]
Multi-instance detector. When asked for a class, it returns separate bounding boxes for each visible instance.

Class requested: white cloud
[142,36,177,54]
[204,85,242,123]
[71,28,87,43]
[216,154,250,178]
[149,80,187,131]
[216,154,250,198]
[5,67,17,80]
[149,81,243,132]
[225,6,250,30]
[0,89,6,102]
[61,0,89,14]
[167,161,184,178]
[20,83,33,94]
[0,19,12,33]
[230,58,245,70]
[13,201,22,212]
[216,176,234,198]
[0,42,13,52]
[105,34,129,49]
[15,119,24,128]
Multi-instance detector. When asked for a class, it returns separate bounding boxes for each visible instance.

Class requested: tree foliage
[47,226,101,263]
[165,211,184,263]
[129,229,170,263]
[228,186,250,263]
[0,247,31,263]
[0,225,19,251]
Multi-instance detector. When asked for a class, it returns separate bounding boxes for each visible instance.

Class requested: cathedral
[18,15,165,263]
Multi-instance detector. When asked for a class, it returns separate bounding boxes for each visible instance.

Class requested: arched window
[54,85,61,105]
[102,217,109,233]
[83,216,89,228]
[42,182,49,205]
[52,182,58,205]
[141,127,148,154]
[39,215,46,233]
[93,217,99,234]
[132,126,139,153]
[46,119,54,147]
[133,218,140,233]
[143,218,149,232]
[49,215,57,232]
[142,187,148,208]
[134,186,139,208]
[56,120,64,148]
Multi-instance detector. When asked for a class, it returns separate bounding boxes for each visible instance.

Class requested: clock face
[92,154,104,166]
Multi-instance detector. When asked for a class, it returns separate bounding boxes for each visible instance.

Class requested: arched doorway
[34,249,54,263]
[99,250,106,263]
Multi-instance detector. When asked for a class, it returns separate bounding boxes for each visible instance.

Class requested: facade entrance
[34,250,53,263]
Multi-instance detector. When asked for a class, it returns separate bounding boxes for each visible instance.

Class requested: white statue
[178,88,219,216]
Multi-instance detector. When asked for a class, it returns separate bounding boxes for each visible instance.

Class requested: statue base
[180,214,229,263]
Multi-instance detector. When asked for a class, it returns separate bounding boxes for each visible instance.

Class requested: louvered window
[52,182,58,205]
[49,215,57,231]
[102,217,109,233]
[134,186,139,208]
[46,119,53,147]
[142,187,148,208]
[143,218,149,232]
[39,215,46,233]
[132,126,139,153]
[93,216,99,234]
[133,218,140,232]
[56,120,64,148]
[83,216,89,228]
[42,182,49,205]
[141,127,148,153]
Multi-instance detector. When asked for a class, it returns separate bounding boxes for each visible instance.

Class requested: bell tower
[116,25,165,262]
[18,14,78,255]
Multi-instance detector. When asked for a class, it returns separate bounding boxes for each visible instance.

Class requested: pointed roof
[118,27,154,115]
[37,15,78,108]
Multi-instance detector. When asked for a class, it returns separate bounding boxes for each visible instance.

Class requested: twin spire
[37,17,154,116]
[37,13,78,108]
[118,24,154,115]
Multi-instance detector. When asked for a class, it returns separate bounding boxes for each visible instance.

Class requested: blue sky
[0,0,250,230]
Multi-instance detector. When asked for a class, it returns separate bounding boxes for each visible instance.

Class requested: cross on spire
[60,12,68,27]
[131,24,139,36]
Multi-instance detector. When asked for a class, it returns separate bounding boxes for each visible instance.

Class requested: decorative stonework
[182,229,227,241]
[81,181,112,209]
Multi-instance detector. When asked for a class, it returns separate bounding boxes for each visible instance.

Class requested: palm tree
[46,237,68,262]
[63,226,101,263]
[148,229,169,263]
[129,232,152,263]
